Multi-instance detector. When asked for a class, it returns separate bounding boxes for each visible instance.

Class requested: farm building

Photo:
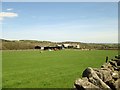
[62,44,80,49]
[63,44,70,48]
[35,46,41,49]
[76,44,80,48]
[34,44,80,50]
[44,46,63,50]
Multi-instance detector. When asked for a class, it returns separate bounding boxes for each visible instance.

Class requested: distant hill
[0,39,118,50]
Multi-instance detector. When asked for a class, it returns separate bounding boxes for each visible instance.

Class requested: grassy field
[2,50,118,88]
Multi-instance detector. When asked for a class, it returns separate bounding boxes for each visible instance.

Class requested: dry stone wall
[74,55,120,90]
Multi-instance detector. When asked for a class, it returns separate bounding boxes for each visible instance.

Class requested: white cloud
[6,8,13,11]
[0,12,18,21]
[0,17,3,21]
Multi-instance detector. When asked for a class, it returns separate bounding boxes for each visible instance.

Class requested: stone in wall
[74,55,120,90]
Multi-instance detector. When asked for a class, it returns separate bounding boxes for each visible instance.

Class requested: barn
[44,46,62,50]
[34,45,63,50]
[34,46,41,49]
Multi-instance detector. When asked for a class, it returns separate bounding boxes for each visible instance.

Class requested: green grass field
[2,50,118,88]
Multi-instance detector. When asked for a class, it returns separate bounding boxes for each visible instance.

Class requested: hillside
[0,39,118,50]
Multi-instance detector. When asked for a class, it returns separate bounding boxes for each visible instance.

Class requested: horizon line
[0,38,118,44]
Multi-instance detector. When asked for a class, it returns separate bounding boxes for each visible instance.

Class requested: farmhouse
[62,44,80,49]
[63,44,70,48]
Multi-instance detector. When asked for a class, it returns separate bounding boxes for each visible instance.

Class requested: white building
[63,44,70,48]
[41,47,44,50]
[76,45,80,49]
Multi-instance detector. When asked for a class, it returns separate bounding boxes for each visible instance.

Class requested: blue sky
[1,2,118,43]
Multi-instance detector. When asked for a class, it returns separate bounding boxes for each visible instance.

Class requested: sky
[1,2,118,43]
